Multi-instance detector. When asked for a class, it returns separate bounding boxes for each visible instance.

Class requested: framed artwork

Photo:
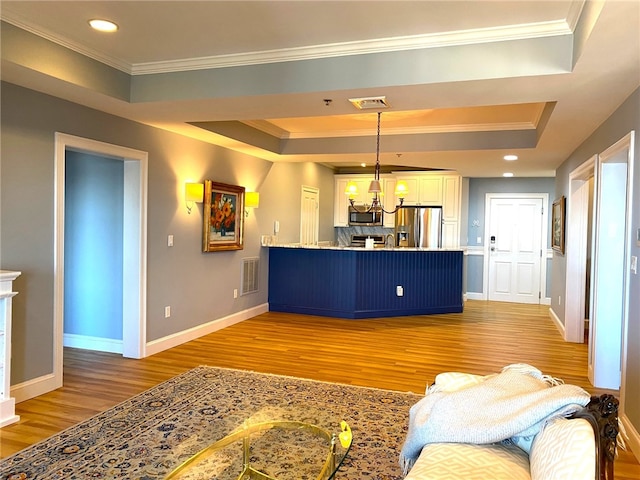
[202,180,245,252]
[552,196,566,254]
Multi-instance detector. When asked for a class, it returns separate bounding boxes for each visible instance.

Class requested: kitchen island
[268,246,463,319]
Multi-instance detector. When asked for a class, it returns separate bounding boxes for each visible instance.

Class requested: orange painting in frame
[202,180,245,252]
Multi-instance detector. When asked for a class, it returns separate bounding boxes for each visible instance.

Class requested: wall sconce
[185,182,204,214]
[245,191,259,217]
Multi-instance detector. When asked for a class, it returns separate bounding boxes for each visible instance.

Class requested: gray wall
[465,177,555,295]
[552,87,640,443]
[0,81,335,383]
[257,161,335,245]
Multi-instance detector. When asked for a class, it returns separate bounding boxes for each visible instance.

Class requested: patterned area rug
[0,366,422,479]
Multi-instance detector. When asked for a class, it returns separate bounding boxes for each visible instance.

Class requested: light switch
[631,256,638,275]
[168,234,174,247]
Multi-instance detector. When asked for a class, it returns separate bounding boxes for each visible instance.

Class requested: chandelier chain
[348,111,405,215]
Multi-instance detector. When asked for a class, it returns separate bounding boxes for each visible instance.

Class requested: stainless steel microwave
[348,206,383,226]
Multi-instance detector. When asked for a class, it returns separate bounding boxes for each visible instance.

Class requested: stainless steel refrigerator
[394,206,442,248]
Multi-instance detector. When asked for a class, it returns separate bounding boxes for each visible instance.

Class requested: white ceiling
[2,0,639,177]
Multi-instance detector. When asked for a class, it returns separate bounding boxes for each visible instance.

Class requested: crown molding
[565,0,587,31]
[0,14,132,73]
[1,13,573,77]
[132,20,572,75]
[242,120,289,138]
[246,120,537,140]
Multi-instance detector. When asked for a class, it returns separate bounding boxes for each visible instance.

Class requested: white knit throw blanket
[399,364,590,473]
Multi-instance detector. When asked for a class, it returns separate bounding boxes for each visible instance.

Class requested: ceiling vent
[348,96,389,110]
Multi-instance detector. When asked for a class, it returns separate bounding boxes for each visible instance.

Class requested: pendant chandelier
[345,112,408,214]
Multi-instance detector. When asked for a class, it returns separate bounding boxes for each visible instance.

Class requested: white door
[487,197,543,304]
[300,186,319,245]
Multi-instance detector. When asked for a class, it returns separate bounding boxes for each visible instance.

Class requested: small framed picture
[202,180,245,252]
[552,196,566,254]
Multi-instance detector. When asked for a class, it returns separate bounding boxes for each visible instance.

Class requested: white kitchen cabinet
[394,172,446,206]
[0,270,20,427]
[395,176,420,204]
[347,178,374,205]
[394,173,459,205]
[382,177,398,227]
[418,176,443,205]
[442,221,460,249]
[442,175,461,222]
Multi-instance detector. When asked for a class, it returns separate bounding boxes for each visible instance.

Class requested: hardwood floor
[1,300,639,478]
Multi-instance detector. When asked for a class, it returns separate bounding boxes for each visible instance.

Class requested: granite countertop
[266,244,463,252]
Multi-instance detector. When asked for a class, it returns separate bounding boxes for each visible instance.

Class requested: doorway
[64,151,124,352]
[53,133,148,390]
[565,156,596,343]
[485,194,548,304]
[588,132,634,390]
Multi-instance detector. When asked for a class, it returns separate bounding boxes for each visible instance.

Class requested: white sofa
[402,370,619,480]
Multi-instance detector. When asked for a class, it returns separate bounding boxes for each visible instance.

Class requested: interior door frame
[588,131,634,391]
[54,133,148,389]
[564,155,596,343]
[483,193,549,303]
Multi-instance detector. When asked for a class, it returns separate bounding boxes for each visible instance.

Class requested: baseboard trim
[145,303,269,356]
[0,398,19,427]
[620,412,640,463]
[63,333,123,354]
[11,372,61,404]
[548,307,565,338]
[464,293,549,304]
[466,292,485,300]
[12,305,268,403]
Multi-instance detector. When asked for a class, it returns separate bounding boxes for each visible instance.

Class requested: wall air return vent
[348,96,390,110]
[241,257,259,296]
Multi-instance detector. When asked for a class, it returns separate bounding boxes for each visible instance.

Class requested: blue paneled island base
[268,247,463,319]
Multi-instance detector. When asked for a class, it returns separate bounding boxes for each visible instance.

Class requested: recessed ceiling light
[503,172,514,177]
[89,19,118,32]
[504,154,518,161]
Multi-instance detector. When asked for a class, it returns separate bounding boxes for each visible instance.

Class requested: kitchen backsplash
[335,226,393,246]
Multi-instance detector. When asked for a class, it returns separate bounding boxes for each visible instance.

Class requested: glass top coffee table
[165,419,352,480]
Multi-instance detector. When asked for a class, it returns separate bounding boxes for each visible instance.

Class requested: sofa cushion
[530,417,595,480]
[404,442,531,480]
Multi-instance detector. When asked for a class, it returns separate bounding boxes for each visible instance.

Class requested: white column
[0,270,21,427]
